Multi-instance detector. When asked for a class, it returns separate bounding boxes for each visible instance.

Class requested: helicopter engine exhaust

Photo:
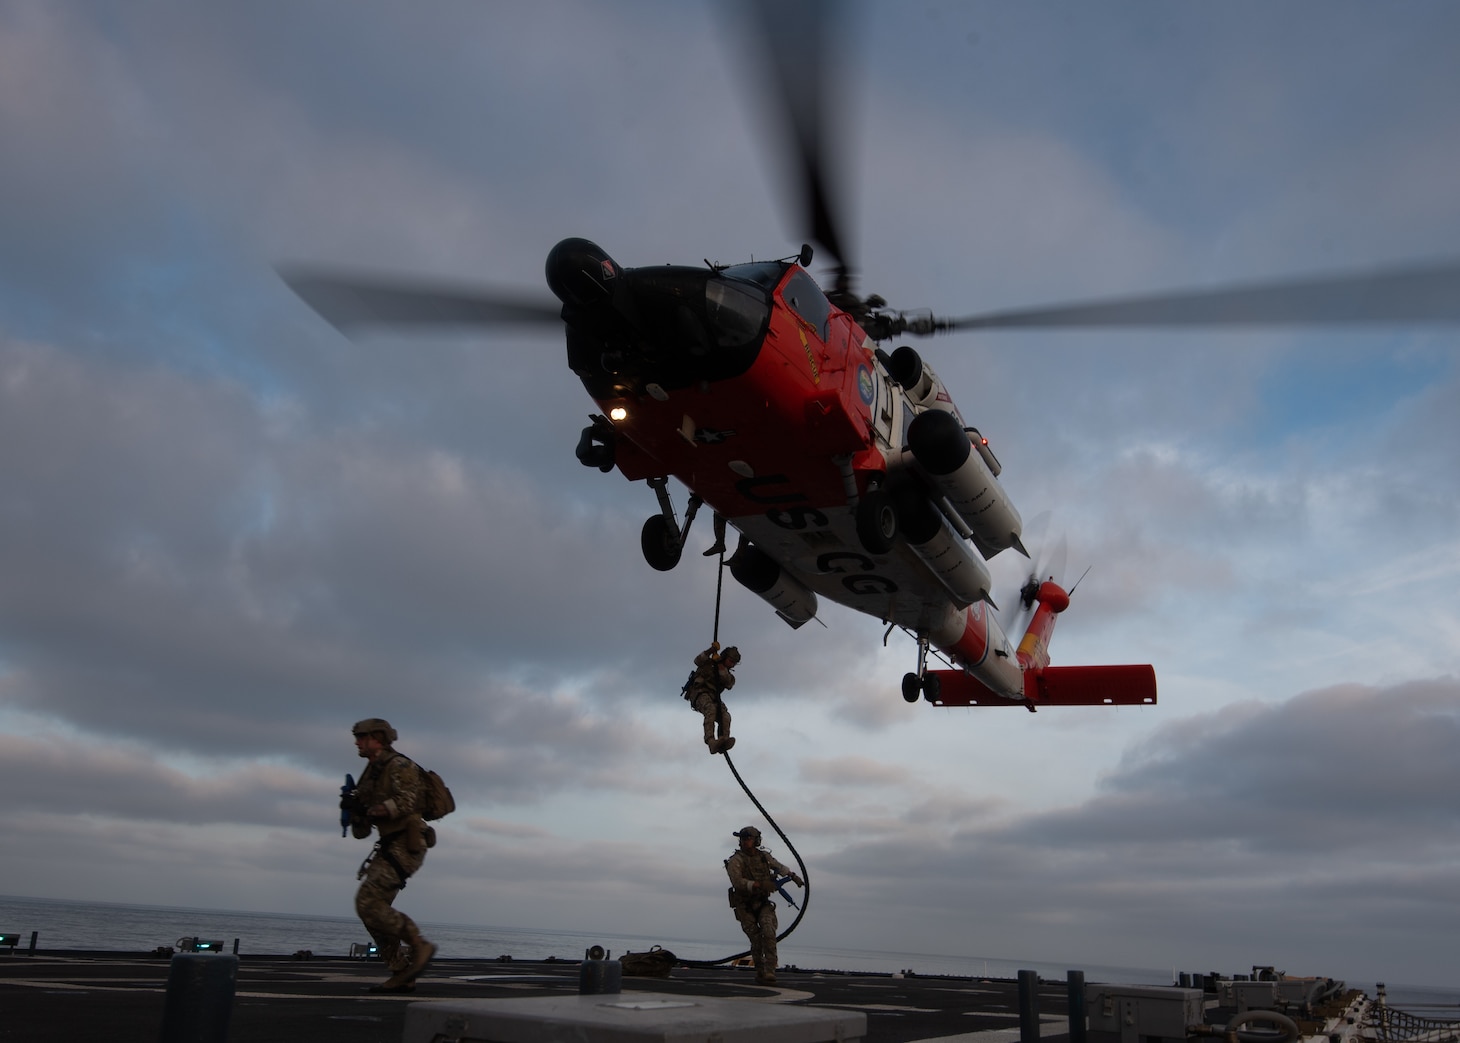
[907,408,1024,559]
[729,543,818,629]
[884,346,961,418]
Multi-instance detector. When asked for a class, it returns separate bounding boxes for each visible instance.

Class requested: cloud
[799,756,911,788]
[801,679,1460,981]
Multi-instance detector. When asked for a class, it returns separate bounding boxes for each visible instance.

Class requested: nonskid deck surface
[0,951,1074,1043]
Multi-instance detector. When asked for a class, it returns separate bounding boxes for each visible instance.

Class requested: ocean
[2,893,1455,1010]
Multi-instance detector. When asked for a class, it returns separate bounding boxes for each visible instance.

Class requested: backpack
[416,763,456,821]
[619,945,677,978]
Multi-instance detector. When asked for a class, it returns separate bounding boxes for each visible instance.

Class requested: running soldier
[683,644,739,754]
[724,825,803,985]
[345,718,438,993]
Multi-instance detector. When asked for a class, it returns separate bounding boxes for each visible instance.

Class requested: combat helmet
[352,718,398,744]
[733,825,762,843]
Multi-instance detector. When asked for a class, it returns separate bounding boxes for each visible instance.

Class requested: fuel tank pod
[894,487,994,606]
[728,543,818,629]
[907,408,1023,558]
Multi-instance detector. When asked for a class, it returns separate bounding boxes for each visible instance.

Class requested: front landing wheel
[641,515,683,572]
[856,489,898,554]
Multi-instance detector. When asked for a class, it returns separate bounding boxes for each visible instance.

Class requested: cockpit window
[706,278,770,348]
[781,269,830,340]
[566,264,774,398]
[720,261,788,291]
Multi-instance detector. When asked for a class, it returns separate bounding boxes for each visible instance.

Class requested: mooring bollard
[578,946,621,995]
[158,953,238,1043]
[1019,969,1041,1043]
[1068,969,1087,1043]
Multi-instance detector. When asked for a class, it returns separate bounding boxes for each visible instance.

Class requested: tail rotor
[998,512,1065,640]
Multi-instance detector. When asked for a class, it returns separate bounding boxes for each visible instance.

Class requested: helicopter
[280,2,1460,710]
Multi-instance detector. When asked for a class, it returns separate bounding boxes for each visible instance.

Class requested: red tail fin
[1025,664,1156,706]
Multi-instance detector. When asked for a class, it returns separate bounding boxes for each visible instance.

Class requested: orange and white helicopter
[287,236,1163,709]
[282,3,1460,711]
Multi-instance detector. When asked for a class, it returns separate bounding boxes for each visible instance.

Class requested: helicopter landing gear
[855,485,897,554]
[922,672,941,704]
[640,478,703,572]
[900,673,921,703]
[900,634,941,703]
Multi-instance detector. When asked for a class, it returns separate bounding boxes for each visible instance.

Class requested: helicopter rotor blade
[278,267,562,334]
[935,258,1460,332]
[744,0,856,278]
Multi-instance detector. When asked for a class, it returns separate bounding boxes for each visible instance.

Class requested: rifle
[773,874,800,910]
[339,773,358,836]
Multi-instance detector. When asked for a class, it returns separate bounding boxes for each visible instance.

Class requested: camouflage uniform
[684,646,738,754]
[725,827,799,984]
[348,719,436,991]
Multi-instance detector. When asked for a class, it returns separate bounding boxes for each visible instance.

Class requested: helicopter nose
[546,238,623,307]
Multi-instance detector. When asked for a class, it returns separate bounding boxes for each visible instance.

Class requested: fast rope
[678,758,813,969]
[679,550,811,968]
[711,542,726,646]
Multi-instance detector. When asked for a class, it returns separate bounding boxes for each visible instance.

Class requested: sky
[2,0,1459,990]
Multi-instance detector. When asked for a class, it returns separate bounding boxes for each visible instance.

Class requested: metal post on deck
[158,953,238,1043]
[1019,969,1041,1043]
[577,946,621,995]
[1068,970,1087,1043]
[29,931,38,957]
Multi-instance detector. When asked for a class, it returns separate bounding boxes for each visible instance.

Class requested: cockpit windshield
[566,264,773,395]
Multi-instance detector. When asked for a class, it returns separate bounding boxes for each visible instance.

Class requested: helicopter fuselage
[550,239,1029,702]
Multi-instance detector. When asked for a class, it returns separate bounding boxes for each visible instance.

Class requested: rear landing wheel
[901,673,921,703]
[921,673,941,704]
[641,515,683,572]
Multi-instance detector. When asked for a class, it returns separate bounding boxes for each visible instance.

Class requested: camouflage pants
[689,693,731,746]
[355,842,426,966]
[733,900,778,977]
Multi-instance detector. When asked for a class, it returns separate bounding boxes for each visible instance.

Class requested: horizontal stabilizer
[927,664,1157,708]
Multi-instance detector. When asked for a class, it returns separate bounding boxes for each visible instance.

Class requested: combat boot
[401,924,437,983]
[367,973,415,994]
[382,941,408,974]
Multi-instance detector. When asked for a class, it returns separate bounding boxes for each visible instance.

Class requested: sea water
[0,893,1159,980]
[1,893,1453,1009]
